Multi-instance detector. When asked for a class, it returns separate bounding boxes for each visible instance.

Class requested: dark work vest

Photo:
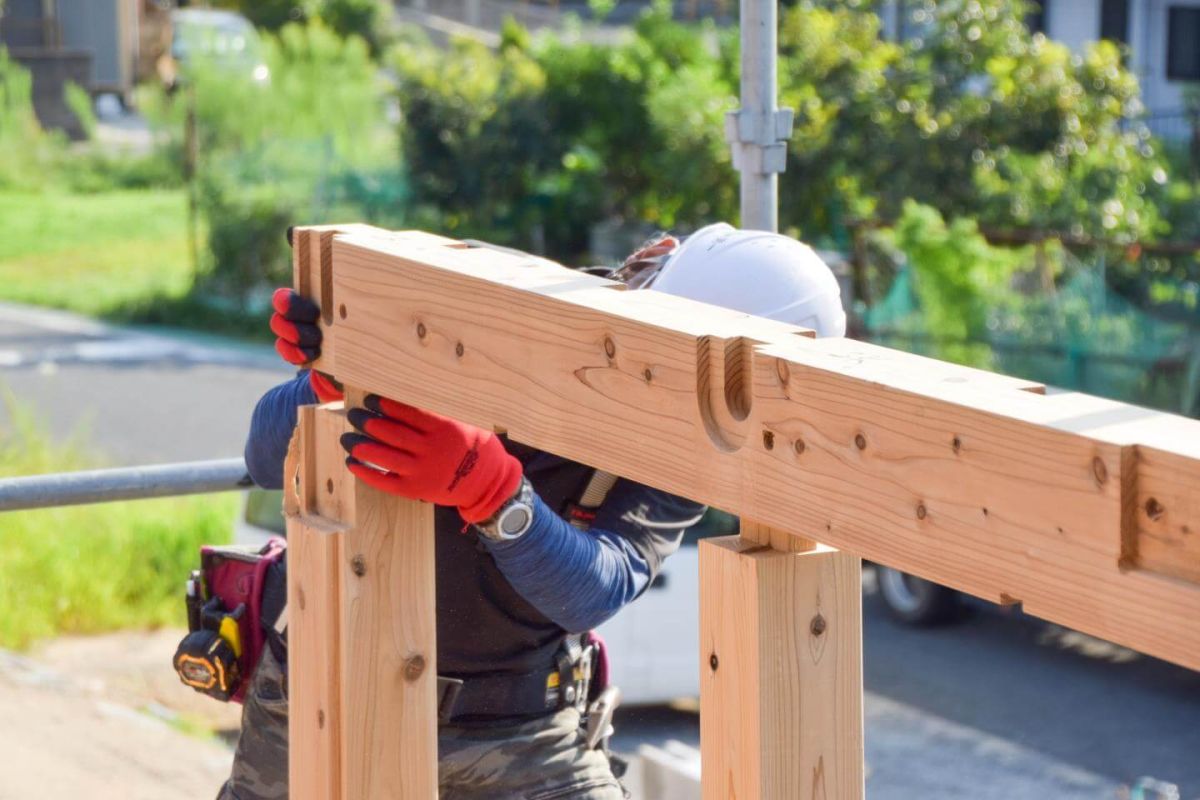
[434,439,596,678]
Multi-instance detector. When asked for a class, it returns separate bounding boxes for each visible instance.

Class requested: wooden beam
[286,405,349,800]
[284,401,438,800]
[700,535,864,799]
[292,226,1200,670]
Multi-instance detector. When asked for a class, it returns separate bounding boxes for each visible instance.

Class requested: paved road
[3,303,1198,799]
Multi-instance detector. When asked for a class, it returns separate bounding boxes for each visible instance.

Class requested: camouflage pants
[218,649,624,800]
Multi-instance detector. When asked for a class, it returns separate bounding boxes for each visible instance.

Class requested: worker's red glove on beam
[340,395,523,524]
[270,288,343,403]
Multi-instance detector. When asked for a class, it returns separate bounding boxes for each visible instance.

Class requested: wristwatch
[474,476,535,541]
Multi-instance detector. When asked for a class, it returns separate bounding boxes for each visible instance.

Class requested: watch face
[499,504,533,537]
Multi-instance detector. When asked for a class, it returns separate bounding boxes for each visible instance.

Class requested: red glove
[270,288,343,403]
[340,395,523,523]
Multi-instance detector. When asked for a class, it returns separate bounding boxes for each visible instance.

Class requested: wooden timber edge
[295,224,1200,672]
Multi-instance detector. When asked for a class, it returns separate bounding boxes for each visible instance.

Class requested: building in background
[0,0,167,136]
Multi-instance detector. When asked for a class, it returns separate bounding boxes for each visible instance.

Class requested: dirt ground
[0,629,239,800]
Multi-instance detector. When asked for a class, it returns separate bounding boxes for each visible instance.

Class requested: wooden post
[285,402,438,800]
[700,529,864,800]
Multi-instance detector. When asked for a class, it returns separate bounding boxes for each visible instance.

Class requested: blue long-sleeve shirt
[245,373,705,640]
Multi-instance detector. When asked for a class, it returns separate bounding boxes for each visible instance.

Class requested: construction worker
[220,223,845,800]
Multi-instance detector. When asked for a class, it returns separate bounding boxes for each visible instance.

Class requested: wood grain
[285,402,438,800]
[700,536,864,800]
[286,407,349,800]
[310,228,1200,670]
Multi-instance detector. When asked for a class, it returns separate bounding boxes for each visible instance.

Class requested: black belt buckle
[436,676,465,724]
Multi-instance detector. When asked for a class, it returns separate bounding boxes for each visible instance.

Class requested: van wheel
[877,567,962,626]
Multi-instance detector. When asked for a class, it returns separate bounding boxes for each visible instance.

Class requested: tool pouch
[175,538,287,704]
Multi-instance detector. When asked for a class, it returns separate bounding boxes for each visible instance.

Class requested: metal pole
[0,458,252,513]
[727,0,792,232]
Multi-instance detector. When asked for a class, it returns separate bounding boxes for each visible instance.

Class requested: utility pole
[727,0,793,232]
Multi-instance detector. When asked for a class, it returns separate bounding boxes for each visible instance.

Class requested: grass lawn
[0,189,195,318]
[0,398,234,650]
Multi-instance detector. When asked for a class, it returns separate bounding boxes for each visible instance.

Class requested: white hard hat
[650,223,847,338]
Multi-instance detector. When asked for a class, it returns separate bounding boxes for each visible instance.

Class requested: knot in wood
[952,435,962,454]
[603,336,616,359]
[810,613,827,637]
[855,433,867,451]
[416,322,427,340]
[762,430,775,450]
[455,342,465,358]
[1145,497,1165,521]
[775,359,790,385]
[351,555,367,577]
[794,439,806,455]
[708,653,719,672]
[916,503,927,520]
[404,654,427,682]
[338,304,347,320]
[1092,456,1108,485]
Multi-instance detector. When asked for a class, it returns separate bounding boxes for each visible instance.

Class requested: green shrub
[0,398,233,650]
[142,18,394,302]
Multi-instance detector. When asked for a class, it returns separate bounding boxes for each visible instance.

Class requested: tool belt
[173,538,288,703]
[436,632,607,724]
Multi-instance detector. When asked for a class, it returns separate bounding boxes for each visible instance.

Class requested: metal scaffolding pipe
[728,0,793,232]
[0,458,253,513]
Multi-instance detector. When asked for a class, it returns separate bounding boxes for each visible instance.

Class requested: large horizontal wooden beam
[294,226,1200,671]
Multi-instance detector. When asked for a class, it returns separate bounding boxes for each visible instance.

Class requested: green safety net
[864,250,1200,417]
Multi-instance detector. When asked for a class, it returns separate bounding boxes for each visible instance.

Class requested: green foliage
[0,397,233,650]
[216,0,393,55]
[393,7,737,256]
[884,201,1024,366]
[142,19,393,302]
[0,48,62,190]
[393,0,1182,260]
[779,0,1168,244]
[63,81,97,140]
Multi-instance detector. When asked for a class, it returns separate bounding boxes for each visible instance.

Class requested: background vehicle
[159,8,269,89]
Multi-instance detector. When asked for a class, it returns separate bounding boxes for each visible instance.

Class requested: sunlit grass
[0,397,233,650]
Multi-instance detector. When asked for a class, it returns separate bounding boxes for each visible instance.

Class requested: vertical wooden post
[699,529,864,800]
[286,402,438,800]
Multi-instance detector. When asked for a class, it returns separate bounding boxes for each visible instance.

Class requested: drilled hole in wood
[855,433,867,450]
[709,653,719,672]
[794,439,806,455]
[338,304,347,320]
[416,322,427,339]
[643,368,653,382]
[456,342,465,358]
[916,503,927,520]
[952,436,962,453]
